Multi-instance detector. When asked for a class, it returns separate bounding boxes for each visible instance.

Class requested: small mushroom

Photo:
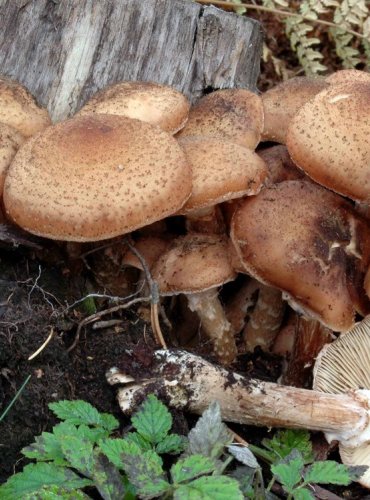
[177,88,264,150]
[3,114,192,241]
[151,233,237,364]
[258,144,305,187]
[77,81,190,134]
[0,76,51,137]
[326,69,370,85]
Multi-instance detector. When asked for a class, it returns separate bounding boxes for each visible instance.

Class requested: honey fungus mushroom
[3,114,192,241]
[230,180,370,332]
[77,81,190,134]
[0,76,51,137]
[151,233,238,365]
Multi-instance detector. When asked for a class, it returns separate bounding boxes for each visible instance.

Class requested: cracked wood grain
[0,0,263,121]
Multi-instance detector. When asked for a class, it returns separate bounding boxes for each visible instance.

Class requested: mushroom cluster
[1,71,370,369]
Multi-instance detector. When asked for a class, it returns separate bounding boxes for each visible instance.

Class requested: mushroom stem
[187,290,237,365]
[111,349,370,448]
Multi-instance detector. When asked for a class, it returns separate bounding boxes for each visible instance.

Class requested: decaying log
[0,0,263,121]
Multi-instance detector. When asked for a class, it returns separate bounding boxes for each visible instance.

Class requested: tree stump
[0,0,263,121]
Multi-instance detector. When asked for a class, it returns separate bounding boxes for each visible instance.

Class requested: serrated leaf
[49,400,118,431]
[228,445,259,469]
[171,455,216,484]
[304,461,353,485]
[99,438,142,469]
[262,429,314,464]
[271,450,305,493]
[187,401,233,459]
[293,488,315,500]
[23,485,91,499]
[60,434,94,476]
[91,450,126,500]
[124,432,152,452]
[123,449,170,499]
[0,463,93,499]
[22,432,66,465]
[174,475,243,500]
[131,394,172,445]
[156,433,187,455]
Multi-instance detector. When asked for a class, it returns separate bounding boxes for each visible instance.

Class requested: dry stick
[67,296,151,352]
[28,327,55,360]
[124,238,167,349]
[195,0,367,40]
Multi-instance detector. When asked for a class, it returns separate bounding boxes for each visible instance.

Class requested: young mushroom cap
[258,144,305,187]
[286,81,370,202]
[177,89,264,150]
[313,317,370,488]
[77,81,190,135]
[3,114,192,241]
[152,233,237,364]
[230,180,370,331]
[178,136,267,214]
[261,76,328,144]
[326,69,370,85]
[0,76,51,137]
[0,123,25,197]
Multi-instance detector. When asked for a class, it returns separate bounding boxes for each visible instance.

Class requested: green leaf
[174,476,243,500]
[49,400,118,431]
[304,461,354,486]
[91,450,126,500]
[262,429,314,464]
[171,455,216,484]
[293,488,315,500]
[123,449,170,499]
[0,463,93,499]
[99,438,142,469]
[22,431,66,465]
[60,434,94,476]
[131,394,172,445]
[271,450,305,493]
[23,486,91,499]
[124,431,152,452]
[187,401,233,459]
[156,433,187,455]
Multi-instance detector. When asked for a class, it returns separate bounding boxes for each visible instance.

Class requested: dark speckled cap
[3,114,192,241]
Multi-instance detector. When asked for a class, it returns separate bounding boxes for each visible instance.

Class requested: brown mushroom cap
[152,233,236,295]
[286,82,370,202]
[0,123,25,197]
[258,144,305,187]
[178,136,267,214]
[177,89,263,150]
[0,76,51,137]
[261,76,328,144]
[326,69,370,85]
[4,114,192,241]
[77,81,190,135]
[230,180,370,331]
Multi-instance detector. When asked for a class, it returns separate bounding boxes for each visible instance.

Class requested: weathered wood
[0,0,263,121]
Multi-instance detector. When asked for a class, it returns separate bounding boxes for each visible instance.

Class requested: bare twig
[28,327,55,360]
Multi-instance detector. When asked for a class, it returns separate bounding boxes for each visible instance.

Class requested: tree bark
[0,0,263,121]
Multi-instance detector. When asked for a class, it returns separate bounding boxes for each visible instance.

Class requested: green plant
[0,397,365,499]
[203,0,370,74]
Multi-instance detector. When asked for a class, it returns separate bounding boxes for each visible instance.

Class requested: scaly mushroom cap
[152,233,236,295]
[77,81,190,134]
[177,89,263,149]
[258,144,305,187]
[286,82,370,202]
[261,76,328,144]
[4,114,192,241]
[230,180,370,331]
[313,317,370,488]
[326,69,370,85]
[0,123,25,197]
[122,236,171,271]
[178,136,267,214]
[0,76,51,137]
